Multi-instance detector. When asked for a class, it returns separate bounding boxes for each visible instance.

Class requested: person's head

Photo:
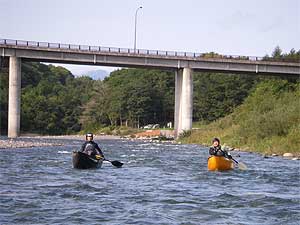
[212,137,220,147]
[86,133,93,141]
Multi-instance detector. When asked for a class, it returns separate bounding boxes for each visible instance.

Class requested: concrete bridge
[1,38,299,138]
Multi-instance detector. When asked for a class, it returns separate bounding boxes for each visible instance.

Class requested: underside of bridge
[4,56,194,138]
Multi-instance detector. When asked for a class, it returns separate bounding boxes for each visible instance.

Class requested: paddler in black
[209,137,232,159]
[81,133,104,158]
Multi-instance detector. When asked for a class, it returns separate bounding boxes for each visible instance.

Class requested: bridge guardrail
[0,38,298,63]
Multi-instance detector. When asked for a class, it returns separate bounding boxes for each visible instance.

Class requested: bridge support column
[8,56,21,138]
[174,67,193,138]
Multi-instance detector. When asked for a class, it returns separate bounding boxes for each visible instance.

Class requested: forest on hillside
[0,47,299,135]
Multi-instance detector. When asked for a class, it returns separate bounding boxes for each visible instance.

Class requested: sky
[1,0,299,75]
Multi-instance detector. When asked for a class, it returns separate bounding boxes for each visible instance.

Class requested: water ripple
[0,139,299,224]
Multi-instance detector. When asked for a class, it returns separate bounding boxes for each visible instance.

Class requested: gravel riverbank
[0,135,120,149]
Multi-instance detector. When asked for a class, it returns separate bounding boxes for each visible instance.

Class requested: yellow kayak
[207,156,234,171]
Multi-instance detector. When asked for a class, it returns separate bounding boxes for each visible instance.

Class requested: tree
[193,72,257,122]
[101,68,174,127]
[272,46,282,59]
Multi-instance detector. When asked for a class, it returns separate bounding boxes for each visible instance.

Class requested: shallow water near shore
[0,139,299,224]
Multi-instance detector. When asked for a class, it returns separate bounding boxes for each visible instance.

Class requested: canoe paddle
[104,159,123,168]
[220,149,247,170]
[230,157,247,170]
[95,155,123,168]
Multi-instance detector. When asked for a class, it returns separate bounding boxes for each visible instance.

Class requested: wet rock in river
[263,154,269,159]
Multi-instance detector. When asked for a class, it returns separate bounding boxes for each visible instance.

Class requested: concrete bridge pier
[174,68,193,138]
[8,56,21,138]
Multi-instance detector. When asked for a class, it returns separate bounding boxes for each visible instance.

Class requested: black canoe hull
[72,151,103,169]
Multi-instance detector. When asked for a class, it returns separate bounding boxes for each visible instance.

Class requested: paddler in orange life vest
[80,133,104,158]
[209,137,232,159]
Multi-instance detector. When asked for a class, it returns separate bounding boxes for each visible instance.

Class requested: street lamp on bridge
[134,6,143,53]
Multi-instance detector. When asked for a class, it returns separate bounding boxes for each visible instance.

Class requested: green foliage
[264,46,300,62]
[202,52,223,58]
[102,68,175,127]
[1,62,94,134]
[79,80,109,130]
[184,79,300,155]
[272,46,283,59]
[235,80,299,143]
[20,62,86,134]
[193,73,257,122]
[183,47,300,155]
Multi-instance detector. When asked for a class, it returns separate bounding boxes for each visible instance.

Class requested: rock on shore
[283,152,294,157]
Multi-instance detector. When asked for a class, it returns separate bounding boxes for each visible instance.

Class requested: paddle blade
[111,160,123,168]
[237,162,247,170]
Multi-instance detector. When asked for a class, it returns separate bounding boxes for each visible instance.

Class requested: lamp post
[134,6,142,53]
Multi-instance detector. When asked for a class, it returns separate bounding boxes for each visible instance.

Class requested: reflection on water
[0,139,299,224]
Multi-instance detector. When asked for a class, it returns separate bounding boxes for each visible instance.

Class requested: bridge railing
[0,38,297,63]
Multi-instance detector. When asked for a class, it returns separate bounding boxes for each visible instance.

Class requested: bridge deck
[1,39,299,75]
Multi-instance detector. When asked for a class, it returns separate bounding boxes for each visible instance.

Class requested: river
[0,138,299,224]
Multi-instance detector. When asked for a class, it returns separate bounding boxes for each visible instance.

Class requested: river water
[0,138,299,225]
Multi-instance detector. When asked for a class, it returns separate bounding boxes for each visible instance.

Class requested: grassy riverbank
[79,125,139,137]
[181,79,300,156]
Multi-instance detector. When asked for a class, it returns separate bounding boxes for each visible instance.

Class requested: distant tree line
[0,63,93,134]
[0,46,298,135]
[264,46,300,62]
